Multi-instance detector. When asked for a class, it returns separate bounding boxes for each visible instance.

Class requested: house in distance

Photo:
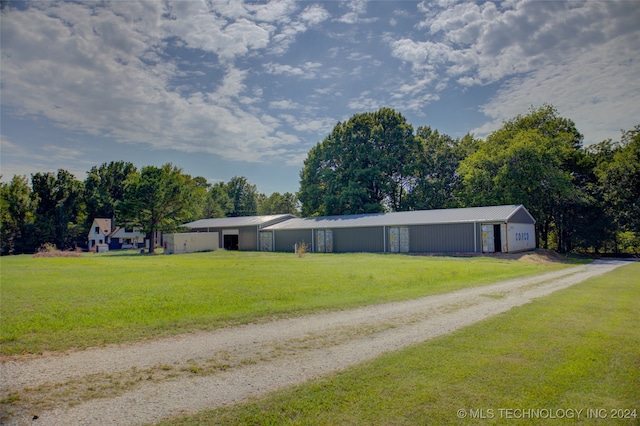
[87,218,145,252]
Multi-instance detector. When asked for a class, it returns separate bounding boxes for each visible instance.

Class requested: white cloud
[387,0,640,142]
[347,93,382,111]
[0,1,310,164]
[0,135,92,180]
[165,11,272,61]
[263,61,322,79]
[472,35,640,145]
[337,0,377,24]
[293,118,335,134]
[300,4,331,26]
[270,100,300,110]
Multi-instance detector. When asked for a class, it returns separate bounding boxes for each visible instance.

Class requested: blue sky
[2,0,639,195]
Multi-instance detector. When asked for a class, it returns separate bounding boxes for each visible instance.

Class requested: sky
[1,0,639,195]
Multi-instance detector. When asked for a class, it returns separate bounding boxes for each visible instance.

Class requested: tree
[258,192,300,215]
[84,161,137,222]
[225,176,259,217]
[593,126,640,252]
[203,183,234,218]
[602,126,640,233]
[31,170,86,250]
[299,108,421,216]
[458,105,583,251]
[185,175,212,221]
[407,128,478,210]
[0,175,35,254]
[119,164,200,253]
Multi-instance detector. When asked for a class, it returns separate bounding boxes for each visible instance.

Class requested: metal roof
[262,205,534,231]
[183,214,295,229]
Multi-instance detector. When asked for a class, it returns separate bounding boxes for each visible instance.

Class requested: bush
[296,241,308,258]
[32,243,82,258]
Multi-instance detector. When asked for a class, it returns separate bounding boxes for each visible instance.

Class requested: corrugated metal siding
[507,208,535,224]
[190,227,224,248]
[262,205,532,230]
[334,227,384,253]
[273,230,312,252]
[409,223,476,252]
[184,214,294,229]
[239,227,258,251]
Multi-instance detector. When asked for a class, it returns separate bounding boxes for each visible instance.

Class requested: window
[95,226,100,233]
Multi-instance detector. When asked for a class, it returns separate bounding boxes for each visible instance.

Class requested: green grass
[1,250,570,356]
[158,262,640,426]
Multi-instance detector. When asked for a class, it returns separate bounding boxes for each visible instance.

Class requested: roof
[183,214,296,229]
[90,218,112,235]
[110,226,144,238]
[262,205,534,231]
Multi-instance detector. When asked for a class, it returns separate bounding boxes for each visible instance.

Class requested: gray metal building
[182,214,295,251]
[260,205,535,254]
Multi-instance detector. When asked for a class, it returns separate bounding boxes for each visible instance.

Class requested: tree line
[0,165,298,255]
[1,104,638,255]
[299,106,639,254]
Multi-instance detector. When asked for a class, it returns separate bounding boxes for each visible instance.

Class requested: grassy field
[158,262,640,426]
[1,250,571,356]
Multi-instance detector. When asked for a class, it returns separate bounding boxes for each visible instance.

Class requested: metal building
[260,205,535,254]
[182,214,295,251]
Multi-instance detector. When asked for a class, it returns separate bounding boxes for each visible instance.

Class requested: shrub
[296,241,308,258]
[32,243,82,258]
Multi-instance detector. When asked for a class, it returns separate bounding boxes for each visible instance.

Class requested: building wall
[408,223,477,253]
[505,223,536,252]
[333,227,384,253]
[273,229,313,252]
[164,232,220,254]
[508,208,535,224]
[239,227,258,251]
[190,226,254,250]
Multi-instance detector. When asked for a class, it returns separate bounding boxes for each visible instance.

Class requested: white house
[88,218,113,250]
[87,218,145,251]
[110,226,145,249]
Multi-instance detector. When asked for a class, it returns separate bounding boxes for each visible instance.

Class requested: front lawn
[1,250,569,356]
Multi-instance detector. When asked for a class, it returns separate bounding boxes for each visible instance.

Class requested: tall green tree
[31,169,86,250]
[407,128,478,210]
[569,141,616,253]
[299,108,421,216]
[225,176,259,217]
[185,175,212,221]
[595,126,640,249]
[119,164,199,253]
[84,161,137,222]
[0,175,35,254]
[203,183,234,218]
[458,105,583,251]
[258,192,299,215]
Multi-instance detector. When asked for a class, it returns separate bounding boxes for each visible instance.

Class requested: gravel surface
[1,259,628,425]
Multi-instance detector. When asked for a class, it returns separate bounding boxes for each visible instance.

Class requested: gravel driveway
[1,259,628,425]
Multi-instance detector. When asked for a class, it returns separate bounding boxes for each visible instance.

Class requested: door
[316,230,333,253]
[482,224,495,252]
[224,234,239,250]
[260,232,273,252]
[325,230,333,253]
[390,227,399,253]
[390,227,409,253]
[316,230,325,253]
[399,227,409,253]
[493,224,502,253]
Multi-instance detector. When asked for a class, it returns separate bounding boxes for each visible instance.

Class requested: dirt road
[1,259,629,425]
